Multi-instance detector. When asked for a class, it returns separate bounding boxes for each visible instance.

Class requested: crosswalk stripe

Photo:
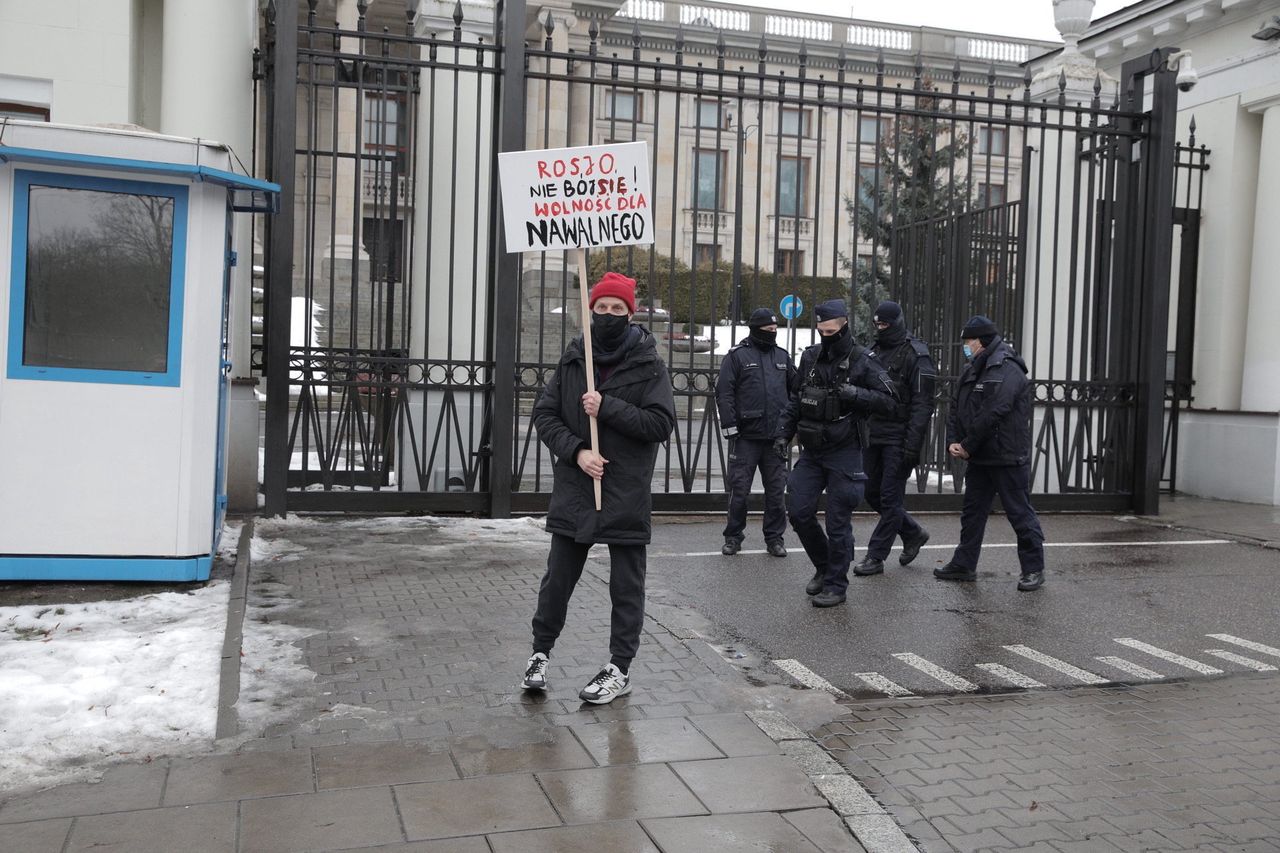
[772,659,852,699]
[1113,638,1223,675]
[976,662,1045,689]
[674,539,1230,557]
[1206,634,1280,660]
[854,672,914,697]
[1203,649,1278,672]
[1003,645,1108,684]
[1095,656,1164,680]
[891,653,978,692]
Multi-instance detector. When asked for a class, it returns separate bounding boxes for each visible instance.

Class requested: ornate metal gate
[259,0,1184,516]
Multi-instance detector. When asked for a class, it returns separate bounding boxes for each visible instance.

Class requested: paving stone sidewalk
[0,516,893,852]
[817,675,1280,852]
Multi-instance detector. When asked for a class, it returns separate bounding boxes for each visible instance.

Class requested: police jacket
[533,327,677,545]
[776,328,899,452]
[867,329,937,451]
[946,336,1033,467]
[715,337,797,441]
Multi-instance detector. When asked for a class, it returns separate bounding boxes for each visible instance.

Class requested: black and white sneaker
[522,652,549,691]
[578,664,631,704]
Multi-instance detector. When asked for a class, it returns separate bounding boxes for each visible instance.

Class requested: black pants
[786,443,865,595]
[864,444,926,561]
[723,437,788,544]
[531,533,647,671]
[951,463,1045,575]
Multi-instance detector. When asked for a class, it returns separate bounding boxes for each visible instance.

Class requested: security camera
[1166,50,1198,92]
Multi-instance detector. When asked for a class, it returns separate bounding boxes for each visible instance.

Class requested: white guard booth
[0,121,278,581]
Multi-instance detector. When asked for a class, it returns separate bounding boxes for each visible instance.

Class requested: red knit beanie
[588,271,637,314]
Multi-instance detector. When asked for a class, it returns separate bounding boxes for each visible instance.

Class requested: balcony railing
[769,215,813,240]
[684,208,733,234]
[361,171,410,207]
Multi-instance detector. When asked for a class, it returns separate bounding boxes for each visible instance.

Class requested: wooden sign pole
[575,247,603,512]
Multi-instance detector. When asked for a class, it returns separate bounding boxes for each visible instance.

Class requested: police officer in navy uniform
[854,300,937,577]
[775,299,899,607]
[935,315,1045,591]
[716,308,797,558]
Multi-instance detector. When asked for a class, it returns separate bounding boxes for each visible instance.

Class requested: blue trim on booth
[0,146,280,196]
[0,555,213,582]
[7,169,189,387]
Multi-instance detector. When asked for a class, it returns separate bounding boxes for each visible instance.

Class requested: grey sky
[736,1,1134,42]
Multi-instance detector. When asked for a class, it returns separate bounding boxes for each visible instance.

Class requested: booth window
[8,170,188,386]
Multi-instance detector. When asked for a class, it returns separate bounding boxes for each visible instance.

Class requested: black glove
[837,383,866,413]
[902,449,921,472]
[772,437,789,462]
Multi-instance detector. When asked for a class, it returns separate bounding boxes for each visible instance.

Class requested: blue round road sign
[779,294,803,320]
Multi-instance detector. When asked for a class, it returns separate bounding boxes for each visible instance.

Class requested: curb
[747,710,920,853]
[215,519,254,740]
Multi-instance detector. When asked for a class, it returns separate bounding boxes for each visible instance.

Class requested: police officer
[716,308,797,558]
[775,299,899,607]
[935,315,1045,591]
[854,300,937,577]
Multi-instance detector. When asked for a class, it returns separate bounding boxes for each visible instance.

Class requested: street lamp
[727,112,758,326]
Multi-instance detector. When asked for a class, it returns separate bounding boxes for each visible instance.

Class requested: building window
[362,93,408,173]
[977,127,1008,156]
[856,253,874,273]
[693,243,720,269]
[775,249,804,276]
[693,149,725,210]
[7,170,187,386]
[858,116,888,143]
[697,99,723,130]
[0,101,50,121]
[977,182,1006,208]
[857,164,880,208]
[780,107,810,137]
[778,156,809,217]
[608,91,639,121]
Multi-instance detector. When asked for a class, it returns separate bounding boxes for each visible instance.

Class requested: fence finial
[913,53,923,90]
[1023,64,1032,103]
[306,0,317,26]
[357,0,370,30]
[1188,115,1197,147]
[951,57,961,94]
[1091,73,1102,111]
[405,0,415,36]
[876,48,885,86]
[716,30,725,70]
[1058,68,1068,106]
[588,18,599,56]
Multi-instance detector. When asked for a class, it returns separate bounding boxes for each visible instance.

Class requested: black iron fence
[259,0,1192,516]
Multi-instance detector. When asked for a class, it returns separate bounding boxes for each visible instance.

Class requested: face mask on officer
[819,320,849,353]
[750,326,778,347]
[962,343,974,360]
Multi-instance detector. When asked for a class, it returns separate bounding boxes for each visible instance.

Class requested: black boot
[805,571,824,596]
[1017,571,1044,591]
[853,557,885,576]
[811,590,847,607]
[899,528,930,566]
[766,539,787,558]
[933,562,977,582]
[722,538,741,556]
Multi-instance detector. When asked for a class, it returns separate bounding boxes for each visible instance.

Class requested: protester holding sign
[522,272,676,704]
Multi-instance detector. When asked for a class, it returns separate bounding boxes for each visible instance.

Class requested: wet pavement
[1,494,1277,852]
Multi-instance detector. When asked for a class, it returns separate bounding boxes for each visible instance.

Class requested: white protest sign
[497,141,653,252]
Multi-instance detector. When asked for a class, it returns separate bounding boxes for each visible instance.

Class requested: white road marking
[675,539,1230,557]
[1095,656,1165,680]
[854,672,914,697]
[891,653,978,692]
[1113,638,1223,675]
[772,659,852,699]
[1003,645,1108,684]
[1203,649,1278,672]
[975,662,1046,689]
[1206,634,1280,660]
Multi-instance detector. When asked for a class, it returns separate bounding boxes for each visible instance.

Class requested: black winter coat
[867,333,937,451]
[946,337,1032,466]
[714,339,797,440]
[533,327,676,545]
[777,332,899,452]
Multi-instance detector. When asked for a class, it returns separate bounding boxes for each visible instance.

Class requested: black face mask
[820,322,850,354]
[876,321,907,349]
[591,313,630,351]
[749,328,777,347]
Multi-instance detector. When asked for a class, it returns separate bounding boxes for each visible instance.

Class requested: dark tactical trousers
[532,533,647,670]
[951,463,1045,576]
[785,443,866,595]
[722,437,788,544]
[864,444,926,561]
